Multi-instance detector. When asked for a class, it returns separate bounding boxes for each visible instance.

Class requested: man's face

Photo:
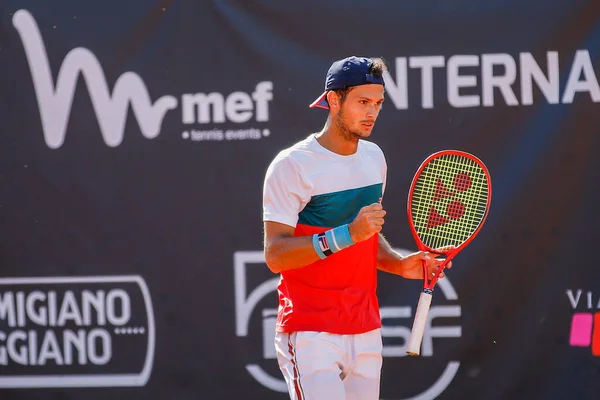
[331,84,385,141]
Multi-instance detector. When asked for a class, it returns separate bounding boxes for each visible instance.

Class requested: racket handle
[406,290,433,356]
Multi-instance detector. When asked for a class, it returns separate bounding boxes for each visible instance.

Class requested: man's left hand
[399,246,455,280]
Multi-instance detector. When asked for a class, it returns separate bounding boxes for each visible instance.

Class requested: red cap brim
[309,91,330,110]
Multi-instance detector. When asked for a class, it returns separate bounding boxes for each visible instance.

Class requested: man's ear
[327,91,340,109]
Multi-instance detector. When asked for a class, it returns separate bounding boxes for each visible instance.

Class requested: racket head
[407,150,492,256]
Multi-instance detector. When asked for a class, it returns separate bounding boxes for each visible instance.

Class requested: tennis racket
[405,150,492,356]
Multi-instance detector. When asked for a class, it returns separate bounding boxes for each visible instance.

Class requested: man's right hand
[348,203,386,242]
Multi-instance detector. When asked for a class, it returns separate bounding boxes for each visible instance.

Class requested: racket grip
[406,290,433,356]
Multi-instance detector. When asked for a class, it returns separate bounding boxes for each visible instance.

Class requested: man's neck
[315,123,359,156]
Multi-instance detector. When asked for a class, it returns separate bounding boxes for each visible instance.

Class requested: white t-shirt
[262,133,388,334]
[263,133,387,229]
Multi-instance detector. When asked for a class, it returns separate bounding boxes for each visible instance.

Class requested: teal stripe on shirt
[298,183,383,228]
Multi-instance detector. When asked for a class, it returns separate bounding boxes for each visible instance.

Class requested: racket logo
[427,174,472,229]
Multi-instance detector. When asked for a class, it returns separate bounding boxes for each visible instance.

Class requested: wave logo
[234,250,462,400]
[567,289,600,356]
[12,9,273,148]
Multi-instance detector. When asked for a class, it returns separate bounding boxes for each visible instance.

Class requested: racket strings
[416,156,487,247]
[411,154,489,248]
[424,157,487,246]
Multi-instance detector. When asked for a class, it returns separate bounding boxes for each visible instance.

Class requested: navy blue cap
[309,56,385,110]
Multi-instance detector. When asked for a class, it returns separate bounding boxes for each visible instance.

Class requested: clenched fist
[348,203,386,242]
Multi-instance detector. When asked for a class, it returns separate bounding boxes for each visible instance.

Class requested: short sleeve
[262,154,311,228]
[381,150,388,197]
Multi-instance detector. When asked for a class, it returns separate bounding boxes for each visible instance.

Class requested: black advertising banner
[1,1,599,399]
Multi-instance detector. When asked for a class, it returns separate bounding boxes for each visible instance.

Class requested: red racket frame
[407,149,492,291]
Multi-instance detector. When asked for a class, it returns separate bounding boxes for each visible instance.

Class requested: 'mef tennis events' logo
[12,9,273,148]
[0,276,155,388]
[567,289,600,356]
[234,250,462,400]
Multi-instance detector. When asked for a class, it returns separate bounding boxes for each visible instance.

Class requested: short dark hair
[368,57,388,78]
[332,57,388,103]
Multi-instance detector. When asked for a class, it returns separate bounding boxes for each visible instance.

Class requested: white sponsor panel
[382,51,599,109]
[234,250,461,400]
[12,9,274,148]
[0,276,155,388]
[13,8,598,150]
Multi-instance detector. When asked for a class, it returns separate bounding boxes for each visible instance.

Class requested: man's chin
[354,129,372,138]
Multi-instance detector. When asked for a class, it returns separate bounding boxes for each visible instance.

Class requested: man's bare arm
[264,203,386,274]
[377,233,404,275]
[263,221,322,273]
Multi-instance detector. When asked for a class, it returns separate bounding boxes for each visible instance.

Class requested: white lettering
[567,289,582,309]
[182,93,225,123]
[0,290,134,327]
[82,290,105,326]
[106,289,131,326]
[48,291,57,326]
[562,50,600,103]
[190,129,224,141]
[520,52,559,105]
[566,289,600,309]
[7,330,28,365]
[383,57,409,109]
[16,292,26,327]
[410,56,445,108]
[380,307,412,357]
[0,329,114,366]
[421,306,462,357]
[28,330,37,365]
[183,82,273,125]
[448,55,480,107]
[226,92,253,123]
[0,332,5,365]
[252,81,273,122]
[63,329,87,365]
[383,51,597,109]
[37,330,64,365]
[57,291,83,326]
[481,53,518,106]
[379,305,461,357]
[87,329,112,365]
[225,128,261,141]
[0,293,16,327]
[26,291,47,326]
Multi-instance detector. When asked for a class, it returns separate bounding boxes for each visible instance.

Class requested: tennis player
[262,56,452,400]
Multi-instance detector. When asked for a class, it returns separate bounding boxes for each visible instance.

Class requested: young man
[262,56,452,400]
